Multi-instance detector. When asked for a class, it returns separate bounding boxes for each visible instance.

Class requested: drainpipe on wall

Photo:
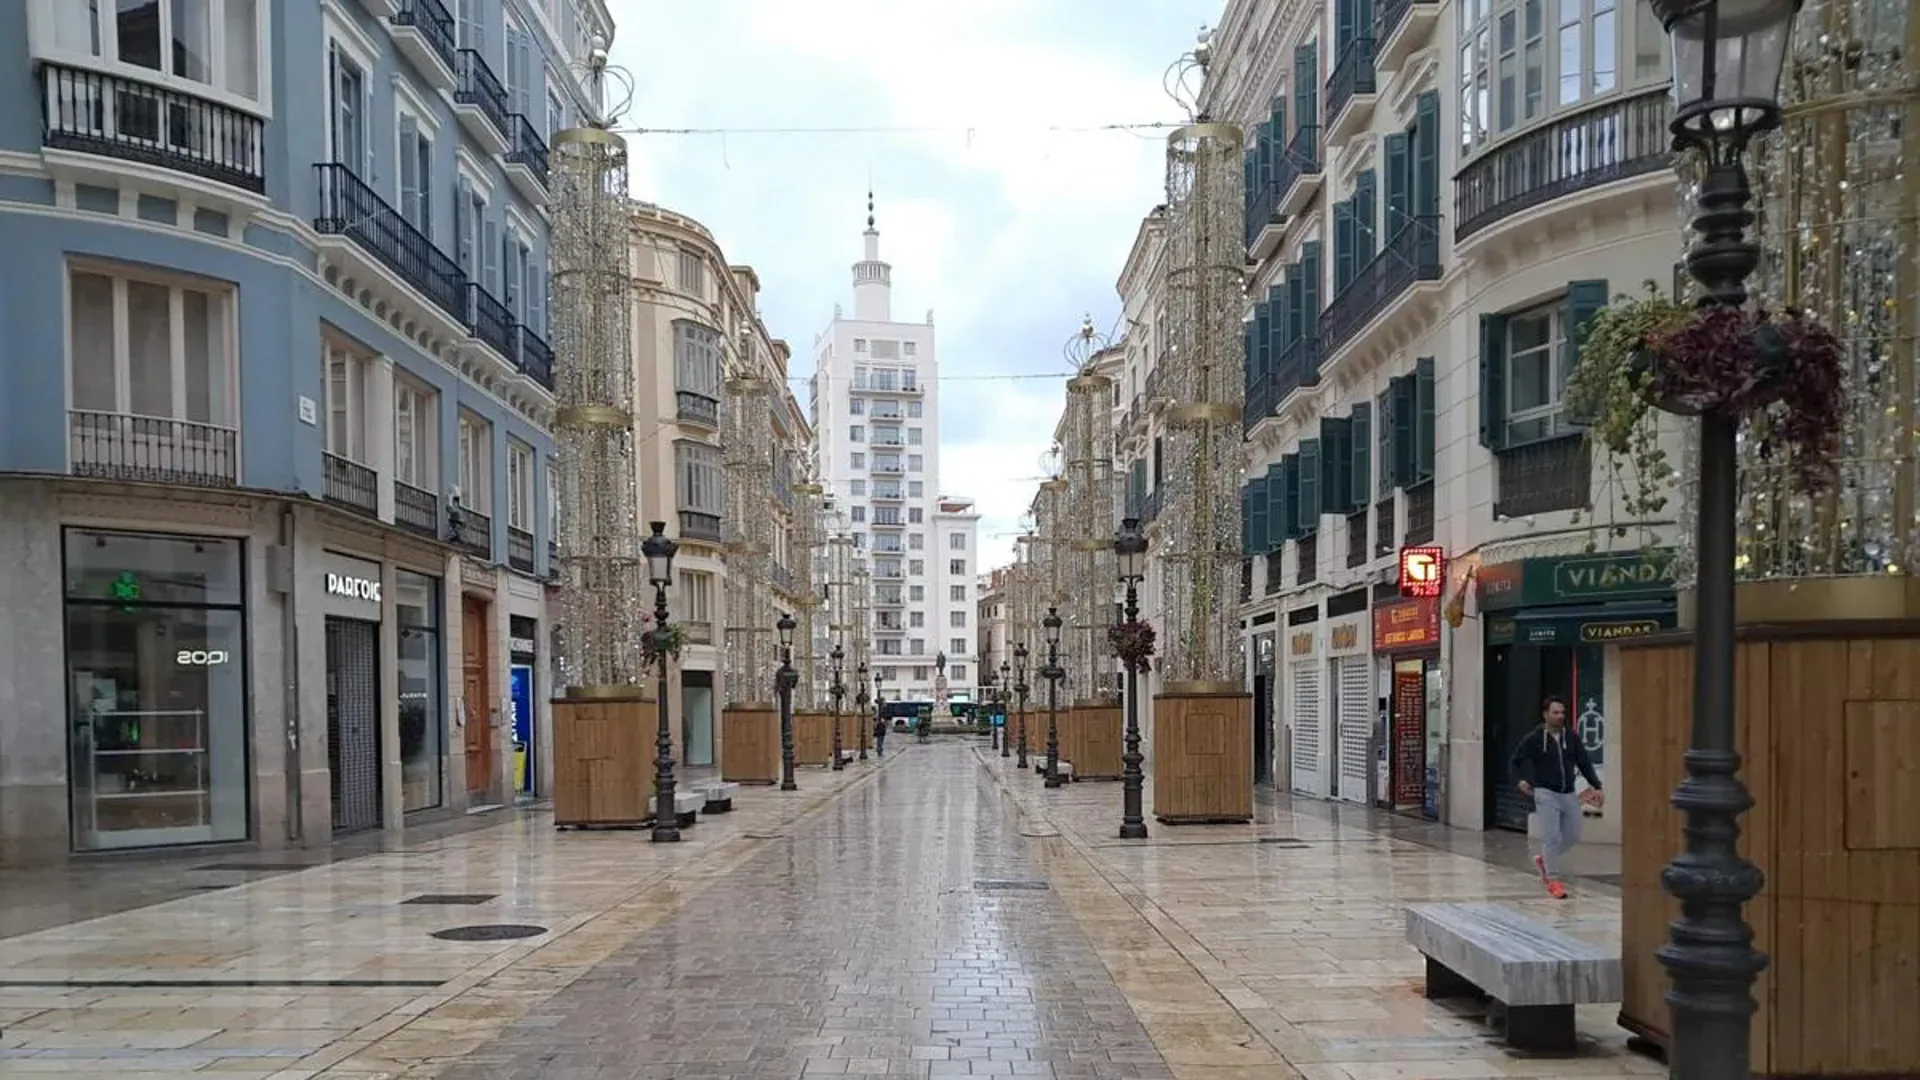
[1437,611,1454,827]
[278,506,302,844]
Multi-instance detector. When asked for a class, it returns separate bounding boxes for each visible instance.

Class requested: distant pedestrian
[872,715,888,758]
[1509,695,1604,899]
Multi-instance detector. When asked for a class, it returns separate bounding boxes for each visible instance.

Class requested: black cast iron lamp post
[855,661,869,760]
[1013,644,1030,770]
[999,660,1012,756]
[829,642,846,772]
[1042,607,1064,789]
[776,612,798,792]
[642,521,680,843]
[1114,517,1149,839]
[1647,1,1799,1076]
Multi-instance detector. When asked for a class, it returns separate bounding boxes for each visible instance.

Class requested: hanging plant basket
[640,620,686,665]
[1107,620,1156,675]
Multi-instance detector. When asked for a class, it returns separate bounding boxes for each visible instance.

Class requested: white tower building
[811,196,981,704]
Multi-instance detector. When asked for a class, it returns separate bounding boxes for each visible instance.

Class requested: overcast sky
[609,0,1215,569]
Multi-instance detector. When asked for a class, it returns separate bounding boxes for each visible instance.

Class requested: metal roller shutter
[1335,656,1373,804]
[1289,659,1323,796]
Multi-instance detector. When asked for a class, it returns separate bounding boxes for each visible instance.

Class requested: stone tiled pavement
[0,740,1670,1079]
[438,747,1173,1080]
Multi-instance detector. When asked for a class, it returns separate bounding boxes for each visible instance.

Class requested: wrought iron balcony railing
[516,324,554,389]
[465,281,515,360]
[507,526,535,572]
[1245,171,1281,251]
[1276,124,1321,202]
[1455,87,1672,242]
[1374,0,1437,51]
[453,49,509,141]
[453,505,492,558]
[1244,371,1278,434]
[393,0,457,74]
[676,390,719,427]
[394,480,439,538]
[1273,334,1322,398]
[1403,481,1436,545]
[322,452,378,516]
[314,163,467,324]
[1319,215,1441,360]
[678,510,722,542]
[68,411,238,488]
[1325,38,1378,130]
[506,114,549,187]
[39,62,266,194]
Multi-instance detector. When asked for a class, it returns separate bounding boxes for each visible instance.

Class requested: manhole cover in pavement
[430,924,549,942]
[974,880,1050,891]
[403,894,498,906]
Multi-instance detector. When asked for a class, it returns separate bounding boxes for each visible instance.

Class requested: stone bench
[703,782,739,814]
[1404,903,1621,1053]
[671,789,704,827]
[1033,760,1073,780]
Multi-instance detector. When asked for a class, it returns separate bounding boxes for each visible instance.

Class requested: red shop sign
[1392,666,1428,806]
[1399,545,1445,598]
[1373,597,1441,651]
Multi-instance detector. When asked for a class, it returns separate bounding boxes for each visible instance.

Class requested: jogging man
[1508,695,1604,898]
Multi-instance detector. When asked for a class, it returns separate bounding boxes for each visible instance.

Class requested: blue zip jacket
[1508,724,1601,793]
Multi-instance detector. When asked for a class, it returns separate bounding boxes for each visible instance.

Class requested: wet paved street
[0,741,1664,1079]
[440,746,1170,1080]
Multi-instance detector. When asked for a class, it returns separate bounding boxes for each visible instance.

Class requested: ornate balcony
[504,114,549,203]
[678,510,722,542]
[1244,371,1279,435]
[507,526,535,573]
[1319,215,1441,364]
[1403,481,1436,545]
[1325,38,1378,144]
[314,163,467,325]
[394,480,439,539]
[516,325,554,390]
[1375,0,1441,71]
[676,390,719,428]
[322,453,378,517]
[390,0,458,89]
[1273,335,1322,406]
[453,505,492,558]
[1275,124,1322,218]
[1245,173,1284,260]
[1455,88,1672,246]
[38,62,265,197]
[68,411,238,488]
[452,50,510,155]
[465,281,515,361]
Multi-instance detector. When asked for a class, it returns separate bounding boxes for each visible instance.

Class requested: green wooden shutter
[1285,271,1305,348]
[1266,463,1287,547]
[1301,241,1322,341]
[1355,170,1378,265]
[1383,133,1410,241]
[1563,279,1610,418]
[1376,389,1393,497]
[1296,44,1319,129]
[1335,0,1355,53]
[1479,313,1509,449]
[1298,438,1322,534]
[1269,96,1287,152]
[1415,356,1436,481]
[1350,402,1372,510]
[1333,201,1354,294]
[1253,303,1272,379]
[1281,454,1301,539]
[1390,375,1416,485]
[1248,477,1270,554]
[1414,91,1441,220]
[1320,417,1353,513]
[1243,149,1258,217]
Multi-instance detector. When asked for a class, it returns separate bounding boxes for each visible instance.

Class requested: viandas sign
[1475,549,1677,612]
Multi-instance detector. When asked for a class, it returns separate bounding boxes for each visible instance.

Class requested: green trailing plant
[640,616,686,666]
[1565,281,1691,526]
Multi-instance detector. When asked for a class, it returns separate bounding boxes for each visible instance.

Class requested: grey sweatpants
[1534,788,1583,877]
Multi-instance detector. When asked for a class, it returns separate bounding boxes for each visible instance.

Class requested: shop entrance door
[325,616,381,833]
[1333,656,1372,804]
[463,597,493,799]
[1288,659,1324,796]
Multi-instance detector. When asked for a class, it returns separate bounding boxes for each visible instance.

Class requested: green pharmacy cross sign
[112,571,142,610]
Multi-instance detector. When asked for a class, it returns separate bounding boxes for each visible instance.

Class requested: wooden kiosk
[552,690,656,827]
[793,710,833,766]
[1152,683,1253,824]
[720,704,779,784]
[1063,700,1123,780]
[1617,583,1920,1076]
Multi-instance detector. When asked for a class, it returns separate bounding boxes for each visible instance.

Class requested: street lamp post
[1013,644,1030,770]
[1042,607,1064,789]
[776,612,798,792]
[998,661,1012,755]
[829,643,846,771]
[1114,517,1149,840]
[855,660,870,761]
[642,522,681,844]
[1647,2,1800,1075]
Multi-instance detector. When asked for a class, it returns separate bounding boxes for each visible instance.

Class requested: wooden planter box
[1064,702,1123,780]
[1618,630,1920,1077]
[1151,690,1252,824]
[793,710,833,766]
[720,706,779,784]
[551,694,655,827]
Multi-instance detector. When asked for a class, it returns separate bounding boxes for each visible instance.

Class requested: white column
[372,357,397,523]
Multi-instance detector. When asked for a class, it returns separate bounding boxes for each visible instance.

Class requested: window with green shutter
[1389,374,1416,485]
[1414,357,1435,481]
[1333,201,1355,294]
[1295,44,1318,129]
[1281,454,1301,539]
[1301,241,1322,341]
[1383,132,1410,241]
[1563,280,1609,412]
[1478,313,1509,449]
[1413,91,1440,221]
[1320,416,1353,513]
[1489,279,1608,447]
[1375,388,1393,496]
[1335,0,1356,53]
[1248,476,1271,554]
[1268,96,1287,157]
[1297,438,1322,535]
[1350,402,1372,508]
[1266,461,1289,544]
[1240,483,1255,552]
[1354,170,1377,265]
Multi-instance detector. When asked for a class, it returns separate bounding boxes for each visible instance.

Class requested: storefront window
[63,529,248,850]
[396,570,443,812]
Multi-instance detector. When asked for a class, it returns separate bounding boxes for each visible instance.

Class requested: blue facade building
[0,0,613,863]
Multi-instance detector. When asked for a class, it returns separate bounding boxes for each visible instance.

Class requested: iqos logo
[176,650,232,666]
[326,572,381,603]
